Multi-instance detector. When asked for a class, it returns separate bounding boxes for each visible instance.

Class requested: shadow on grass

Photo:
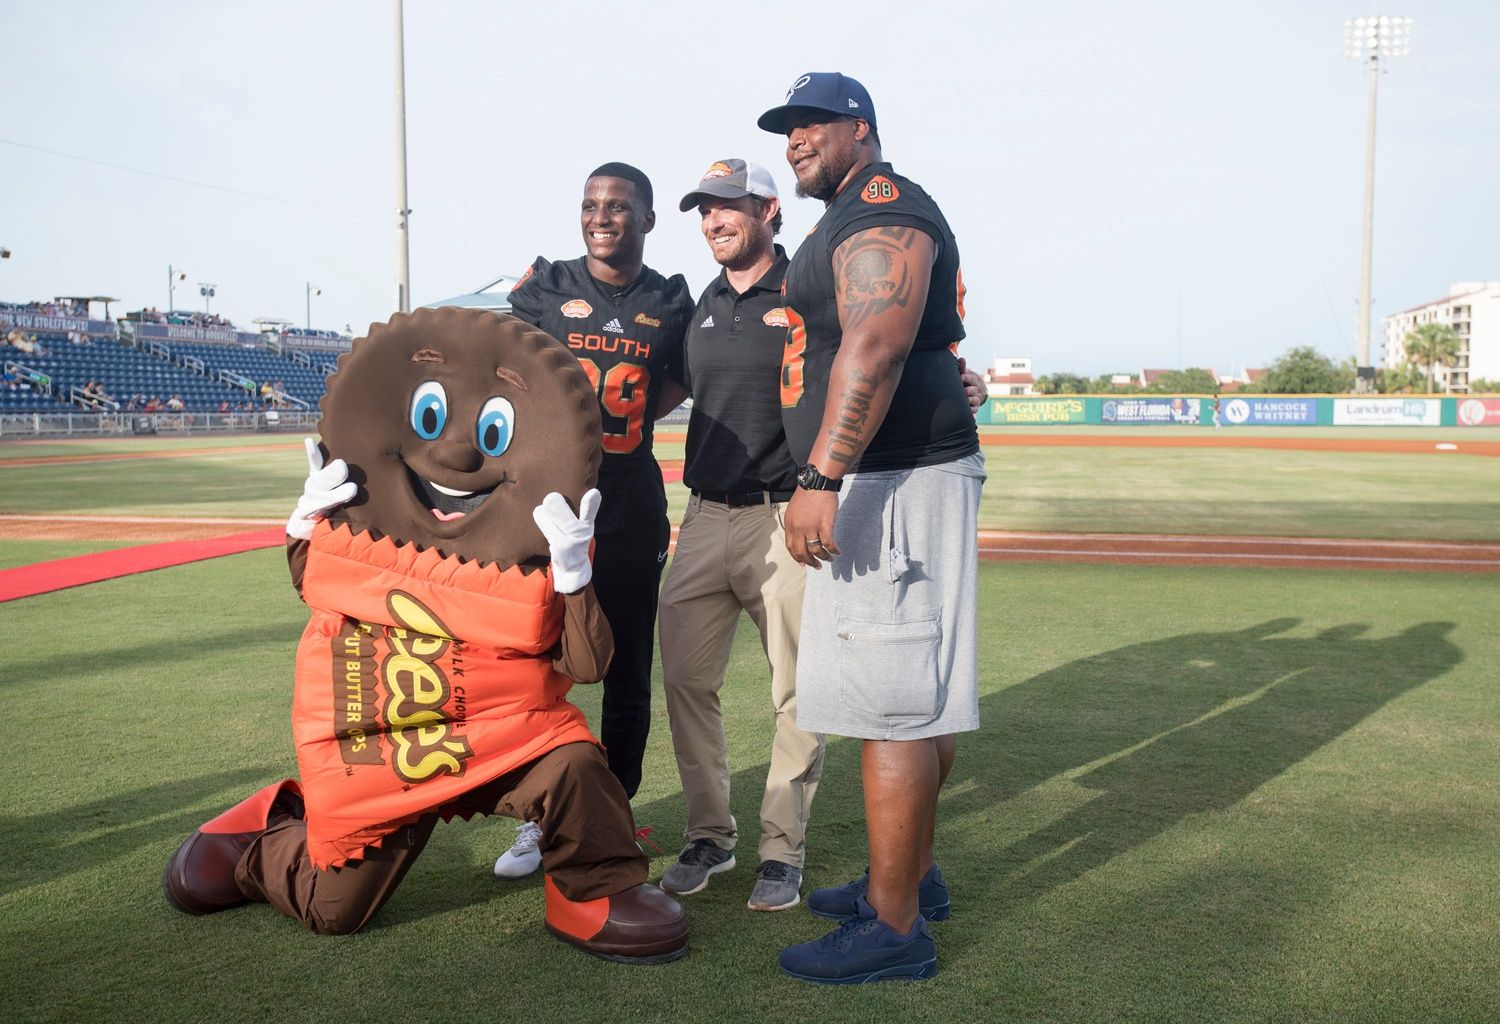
[77,617,1458,936]
[0,620,299,689]
[0,767,276,896]
[378,617,1460,933]
[955,618,1460,910]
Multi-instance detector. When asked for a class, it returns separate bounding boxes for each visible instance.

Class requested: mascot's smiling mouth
[406,467,510,521]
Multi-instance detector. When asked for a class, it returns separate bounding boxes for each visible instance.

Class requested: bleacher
[3,335,334,414]
[166,341,329,408]
[3,298,341,415]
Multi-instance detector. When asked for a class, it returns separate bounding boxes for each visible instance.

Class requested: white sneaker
[494,820,543,879]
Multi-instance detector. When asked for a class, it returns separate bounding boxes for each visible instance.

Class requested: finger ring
[806,537,824,546]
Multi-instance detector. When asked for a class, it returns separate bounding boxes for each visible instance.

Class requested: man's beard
[794,159,846,202]
[715,232,769,272]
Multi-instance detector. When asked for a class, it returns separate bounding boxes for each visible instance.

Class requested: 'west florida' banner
[1222,397,1318,425]
[1332,397,1441,426]
[1101,397,1201,425]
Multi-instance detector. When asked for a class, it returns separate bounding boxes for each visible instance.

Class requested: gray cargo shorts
[794,451,985,740]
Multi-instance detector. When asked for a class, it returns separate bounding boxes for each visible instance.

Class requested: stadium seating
[1,333,333,413]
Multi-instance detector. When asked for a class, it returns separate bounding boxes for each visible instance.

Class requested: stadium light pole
[394,0,412,313]
[306,282,321,329]
[167,264,187,312]
[198,282,217,314]
[1344,14,1411,392]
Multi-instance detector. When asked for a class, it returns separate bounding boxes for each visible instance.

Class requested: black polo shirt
[682,245,799,497]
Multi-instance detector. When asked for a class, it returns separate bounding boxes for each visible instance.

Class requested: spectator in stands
[218,400,231,414]
[2,366,20,391]
[144,395,162,413]
[166,393,185,411]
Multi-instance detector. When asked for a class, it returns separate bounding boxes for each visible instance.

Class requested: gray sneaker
[660,839,735,895]
[747,860,802,912]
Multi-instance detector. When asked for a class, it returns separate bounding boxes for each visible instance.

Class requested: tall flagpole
[394,0,412,312]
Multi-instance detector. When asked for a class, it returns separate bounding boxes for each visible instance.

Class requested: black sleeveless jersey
[507,255,693,532]
[780,162,978,472]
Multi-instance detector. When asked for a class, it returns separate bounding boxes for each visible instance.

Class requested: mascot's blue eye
[476,396,515,457]
[410,381,447,440]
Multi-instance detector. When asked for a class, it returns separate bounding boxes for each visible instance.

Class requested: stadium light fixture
[306,282,322,330]
[1343,14,1412,391]
[167,264,188,312]
[198,282,218,314]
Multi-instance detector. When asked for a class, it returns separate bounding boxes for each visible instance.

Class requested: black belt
[692,489,794,508]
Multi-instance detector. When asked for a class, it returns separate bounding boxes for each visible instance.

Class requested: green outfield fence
[976,394,1500,428]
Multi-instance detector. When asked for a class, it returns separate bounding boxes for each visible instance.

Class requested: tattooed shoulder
[834,229,920,329]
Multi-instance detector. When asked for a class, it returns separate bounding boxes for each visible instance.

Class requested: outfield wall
[977,395,1500,427]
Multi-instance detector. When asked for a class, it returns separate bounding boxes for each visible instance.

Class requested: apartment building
[1383,281,1500,392]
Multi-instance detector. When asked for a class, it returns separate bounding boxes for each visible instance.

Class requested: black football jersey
[507,256,693,531]
[780,162,978,472]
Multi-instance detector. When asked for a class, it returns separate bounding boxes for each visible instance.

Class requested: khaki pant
[659,495,825,867]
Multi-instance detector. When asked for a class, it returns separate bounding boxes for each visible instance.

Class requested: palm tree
[1402,323,1461,393]
[1377,362,1422,394]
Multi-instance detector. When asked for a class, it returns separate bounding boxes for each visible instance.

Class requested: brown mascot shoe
[162,779,304,915]
[544,877,688,964]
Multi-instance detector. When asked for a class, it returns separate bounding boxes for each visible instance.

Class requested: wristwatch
[796,463,843,492]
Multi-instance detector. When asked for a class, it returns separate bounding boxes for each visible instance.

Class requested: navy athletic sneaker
[778,896,937,984]
[805,863,951,922]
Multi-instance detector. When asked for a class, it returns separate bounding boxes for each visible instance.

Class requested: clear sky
[3,0,1496,377]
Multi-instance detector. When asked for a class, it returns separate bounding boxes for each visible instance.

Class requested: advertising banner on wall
[988,397,1087,425]
[1331,398,1441,426]
[0,311,90,334]
[1456,397,1500,426]
[1221,397,1318,425]
[1101,397,1201,425]
[133,322,261,346]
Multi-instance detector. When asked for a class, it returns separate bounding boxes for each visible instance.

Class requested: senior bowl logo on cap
[704,162,734,179]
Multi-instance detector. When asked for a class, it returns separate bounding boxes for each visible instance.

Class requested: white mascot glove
[286,436,358,540]
[533,488,601,594]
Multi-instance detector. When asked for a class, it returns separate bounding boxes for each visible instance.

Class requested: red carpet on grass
[4,468,686,603]
[0,527,286,603]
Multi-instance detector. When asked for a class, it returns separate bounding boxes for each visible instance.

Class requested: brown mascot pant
[234,741,647,935]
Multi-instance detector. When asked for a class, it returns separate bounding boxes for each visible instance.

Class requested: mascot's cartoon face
[318,307,601,567]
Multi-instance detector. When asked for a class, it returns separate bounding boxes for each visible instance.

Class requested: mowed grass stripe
[5,434,1498,540]
[2,555,1496,1022]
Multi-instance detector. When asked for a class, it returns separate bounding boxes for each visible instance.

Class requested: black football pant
[590,513,671,799]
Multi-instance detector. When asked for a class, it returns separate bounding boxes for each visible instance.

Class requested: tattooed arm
[783,225,935,568]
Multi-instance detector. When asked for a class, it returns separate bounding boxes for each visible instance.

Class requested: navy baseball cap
[756,72,877,134]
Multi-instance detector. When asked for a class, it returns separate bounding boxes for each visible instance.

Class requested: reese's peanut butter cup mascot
[162,307,687,963]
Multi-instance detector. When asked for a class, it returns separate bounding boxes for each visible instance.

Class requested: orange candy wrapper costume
[294,521,598,870]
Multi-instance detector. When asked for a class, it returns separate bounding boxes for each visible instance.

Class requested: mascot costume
[162,307,687,963]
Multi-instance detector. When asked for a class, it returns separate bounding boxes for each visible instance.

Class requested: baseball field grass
[2,430,1497,1022]
[3,552,1496,1023]
[4,427,1498,539]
